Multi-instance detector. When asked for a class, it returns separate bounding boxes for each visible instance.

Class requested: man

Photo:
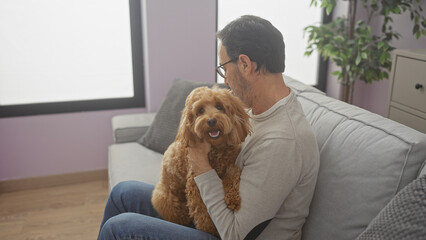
[188,15,319,239]
[98,15,319,240]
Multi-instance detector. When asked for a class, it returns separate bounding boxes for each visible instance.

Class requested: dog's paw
[225,193,241,211]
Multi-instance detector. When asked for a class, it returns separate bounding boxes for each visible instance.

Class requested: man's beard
[232,68,253,108]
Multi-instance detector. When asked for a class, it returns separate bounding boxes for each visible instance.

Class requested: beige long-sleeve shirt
[195,89,320,240]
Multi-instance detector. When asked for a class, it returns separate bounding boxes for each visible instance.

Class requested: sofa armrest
[112,113,157,143]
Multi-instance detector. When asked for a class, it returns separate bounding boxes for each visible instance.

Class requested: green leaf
[413,24,420,35]
[380,53,387,64]
[355,54,362,65]
[326,4,334,15]
[393,7,401,14]
[331,71,340,76]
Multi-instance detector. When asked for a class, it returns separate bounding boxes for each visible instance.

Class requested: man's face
[219,44,253,107]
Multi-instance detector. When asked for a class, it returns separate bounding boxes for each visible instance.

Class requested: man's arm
[191,138,302,240]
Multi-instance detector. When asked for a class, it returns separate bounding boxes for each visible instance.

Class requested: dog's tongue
[209,130,220,138]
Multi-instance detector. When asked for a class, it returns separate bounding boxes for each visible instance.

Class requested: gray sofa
[108,76,426,240]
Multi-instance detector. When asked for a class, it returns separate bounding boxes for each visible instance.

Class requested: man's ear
[238,54,257,74]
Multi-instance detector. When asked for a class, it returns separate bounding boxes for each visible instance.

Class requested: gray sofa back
[284,76,426,240]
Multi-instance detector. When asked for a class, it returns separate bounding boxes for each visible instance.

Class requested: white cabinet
[387,49,426,133]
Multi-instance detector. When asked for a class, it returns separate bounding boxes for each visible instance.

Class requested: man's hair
[217,15,285,73]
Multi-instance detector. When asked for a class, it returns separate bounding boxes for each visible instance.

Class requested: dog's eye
[216,104,224,111]
[198,107,205,115]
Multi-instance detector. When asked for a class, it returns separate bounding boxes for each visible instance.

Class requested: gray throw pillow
[138,78,215,154]
[357,174,426,240]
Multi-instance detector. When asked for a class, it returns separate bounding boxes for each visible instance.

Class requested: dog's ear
[225,90,252,145]
[175,88,205,146]
[175,106,196,147]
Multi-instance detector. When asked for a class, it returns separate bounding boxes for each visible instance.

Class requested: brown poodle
[151,85,251,237]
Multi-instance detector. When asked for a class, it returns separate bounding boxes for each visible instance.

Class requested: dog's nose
[207,118,217,127]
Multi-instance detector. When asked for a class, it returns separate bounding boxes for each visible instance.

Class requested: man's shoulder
[252,99,316,149]
[252,112,296,141]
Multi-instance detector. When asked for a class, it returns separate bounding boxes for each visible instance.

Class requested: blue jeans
[98,181,219,240]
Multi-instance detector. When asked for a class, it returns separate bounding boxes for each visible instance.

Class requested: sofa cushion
[138,78,215,154]
[295,92,426,240]
[357,174,426,240]
[108,143,163,190]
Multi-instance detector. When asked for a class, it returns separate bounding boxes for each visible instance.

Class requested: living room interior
[1,0,425,239]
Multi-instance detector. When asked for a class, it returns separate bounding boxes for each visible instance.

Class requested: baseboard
[0,169,108,193]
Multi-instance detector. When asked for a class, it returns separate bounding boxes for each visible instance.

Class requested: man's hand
[188,140,213,176]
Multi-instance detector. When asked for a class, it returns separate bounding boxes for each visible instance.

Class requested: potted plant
[304,0,426,103]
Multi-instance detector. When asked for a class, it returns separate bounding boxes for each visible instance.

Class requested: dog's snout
[207,118,217,127]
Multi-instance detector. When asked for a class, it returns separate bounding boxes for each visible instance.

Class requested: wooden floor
[0,180,109,240]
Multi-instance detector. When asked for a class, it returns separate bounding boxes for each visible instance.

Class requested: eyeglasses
[216,58,237,78]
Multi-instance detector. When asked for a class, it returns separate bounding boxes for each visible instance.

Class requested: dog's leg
[222,165,241,211]
[186,170,219,237]
[152,176,192,226]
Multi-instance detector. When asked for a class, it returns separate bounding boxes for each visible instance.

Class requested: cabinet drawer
[391,56,426,113]
[389,107,426,133]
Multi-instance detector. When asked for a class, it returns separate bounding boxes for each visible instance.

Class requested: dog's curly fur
[151,86,251,237]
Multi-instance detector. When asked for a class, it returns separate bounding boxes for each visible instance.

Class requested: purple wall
[0,109,144,180]
[0,0,216,181]
[327,1,426,116]
[144,0,217,112]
